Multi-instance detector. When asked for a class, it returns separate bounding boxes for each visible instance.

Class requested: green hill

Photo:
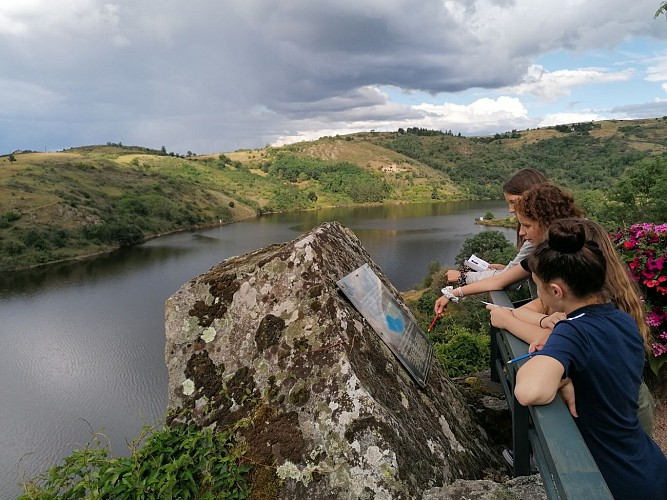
[1,117,666,272]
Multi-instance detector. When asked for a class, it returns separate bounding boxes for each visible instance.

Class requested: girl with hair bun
[514,219,667,499]
[488,218,656,435]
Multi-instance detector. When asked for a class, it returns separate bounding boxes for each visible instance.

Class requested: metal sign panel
[337,264,432,388]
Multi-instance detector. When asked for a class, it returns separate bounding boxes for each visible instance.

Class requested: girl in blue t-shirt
[514,219,667,499]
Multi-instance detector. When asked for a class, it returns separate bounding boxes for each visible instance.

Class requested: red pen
[428,312,441,331]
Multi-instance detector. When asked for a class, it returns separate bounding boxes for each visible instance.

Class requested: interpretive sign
[337,264,433,388]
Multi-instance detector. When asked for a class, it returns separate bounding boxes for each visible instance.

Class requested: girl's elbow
[514,384,556,407]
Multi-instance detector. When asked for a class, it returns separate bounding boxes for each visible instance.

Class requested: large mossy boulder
[164,221,504,499]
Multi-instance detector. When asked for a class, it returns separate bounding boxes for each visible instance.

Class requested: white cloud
[646,55,667,86]
[413,97,529,132]
[503,65,634,100]
[538,112,605,128]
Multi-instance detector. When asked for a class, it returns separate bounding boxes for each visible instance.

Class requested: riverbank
[2,199,485,274]
[475,216,516,228]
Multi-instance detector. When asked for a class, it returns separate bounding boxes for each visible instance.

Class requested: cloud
[537,112,605,128]
[646,55,667,89]
[502,65,635,100]
[0,0,666,153]
[608,99,667,117]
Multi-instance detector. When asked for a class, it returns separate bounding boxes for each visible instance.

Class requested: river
[0,200,513,498]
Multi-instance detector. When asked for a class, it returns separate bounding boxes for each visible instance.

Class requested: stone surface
[423,474,546,499]
[164,221,505,499]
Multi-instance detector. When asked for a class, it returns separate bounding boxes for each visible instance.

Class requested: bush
[419,260,441,289]
[611,223,667,374]
[20,424,250,499]
[454,230,516,266]
[81,222,144,247]
[433,327,490,378]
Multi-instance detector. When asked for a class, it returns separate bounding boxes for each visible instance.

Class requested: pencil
[428,312,441,331]
[506,352,540,364]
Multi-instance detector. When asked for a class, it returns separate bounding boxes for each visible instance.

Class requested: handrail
[488,290,613,499]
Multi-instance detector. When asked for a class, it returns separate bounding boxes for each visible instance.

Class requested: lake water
[0,200,513,498]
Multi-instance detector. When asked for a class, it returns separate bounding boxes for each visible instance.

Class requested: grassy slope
[1,117,666,271]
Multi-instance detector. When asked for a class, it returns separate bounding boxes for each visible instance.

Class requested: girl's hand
[487,306,514,330]
[434,295,450,315]
[446,270,461,283]
[528,341,545,353]
[488,263,506,270]
[558,378,578,418]
[540,312,567,330]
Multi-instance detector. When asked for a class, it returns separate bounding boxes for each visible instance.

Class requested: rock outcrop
[164,221,505,499]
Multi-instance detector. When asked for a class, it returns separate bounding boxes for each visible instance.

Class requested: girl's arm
[511,298,553,325]
[435,264,530,314]
[487,306,550,345]
[514,355,565,406]
[458,241,533,285]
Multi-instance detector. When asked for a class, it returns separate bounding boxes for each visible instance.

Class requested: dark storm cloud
[0,0,665,153]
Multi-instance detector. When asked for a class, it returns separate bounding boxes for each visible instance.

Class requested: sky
[1,0,667,155]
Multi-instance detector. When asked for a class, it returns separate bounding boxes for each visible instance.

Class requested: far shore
[4,198,498,274]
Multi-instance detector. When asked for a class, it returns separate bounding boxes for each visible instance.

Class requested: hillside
[1,117,666,272]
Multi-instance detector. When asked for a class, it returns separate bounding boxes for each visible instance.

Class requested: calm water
[0,200,512,498]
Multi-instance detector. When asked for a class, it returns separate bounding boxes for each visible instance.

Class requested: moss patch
[255,314,286,352]
[243,405,307,466]
[185,350,223,399]
[189,272,240,327]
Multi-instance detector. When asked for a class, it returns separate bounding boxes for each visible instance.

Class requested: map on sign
[337,264,433,388]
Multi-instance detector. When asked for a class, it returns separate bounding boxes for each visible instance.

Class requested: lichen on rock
[164,221,506,499]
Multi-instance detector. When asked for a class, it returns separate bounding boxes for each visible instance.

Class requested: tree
[607,157,667,224]
[454,230,516,267]
[655,2,667,20]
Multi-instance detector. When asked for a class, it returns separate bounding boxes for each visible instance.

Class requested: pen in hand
[428,312,441,331]
[506,352,540,364]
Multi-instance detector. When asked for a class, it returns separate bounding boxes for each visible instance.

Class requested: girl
[488,218,656,435]
[434,182,583,315]
[446,168,547,286]
[514,219,667,499]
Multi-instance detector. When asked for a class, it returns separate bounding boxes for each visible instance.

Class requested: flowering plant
[611,223,667,374]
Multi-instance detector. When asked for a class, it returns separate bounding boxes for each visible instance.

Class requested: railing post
[511,392,531,476]
[490,327,500,383]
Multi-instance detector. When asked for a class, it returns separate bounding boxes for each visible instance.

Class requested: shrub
[454,230,516,267]
[433,327,490,378]
[611,223,667,374]
[19,424,250,499]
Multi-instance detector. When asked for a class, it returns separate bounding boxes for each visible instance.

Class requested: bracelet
[539,315,548,328]
[441,286,462,303]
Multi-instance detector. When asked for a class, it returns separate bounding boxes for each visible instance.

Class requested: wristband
[539,315,548,328]
[441,286,461,303]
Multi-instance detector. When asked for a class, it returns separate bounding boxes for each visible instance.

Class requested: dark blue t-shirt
[540,302,667,499]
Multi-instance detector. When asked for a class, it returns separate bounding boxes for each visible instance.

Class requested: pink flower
[642,269,656,280]
[647,312,663,327]
[652,342,667,357]
[647,255,665,271]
